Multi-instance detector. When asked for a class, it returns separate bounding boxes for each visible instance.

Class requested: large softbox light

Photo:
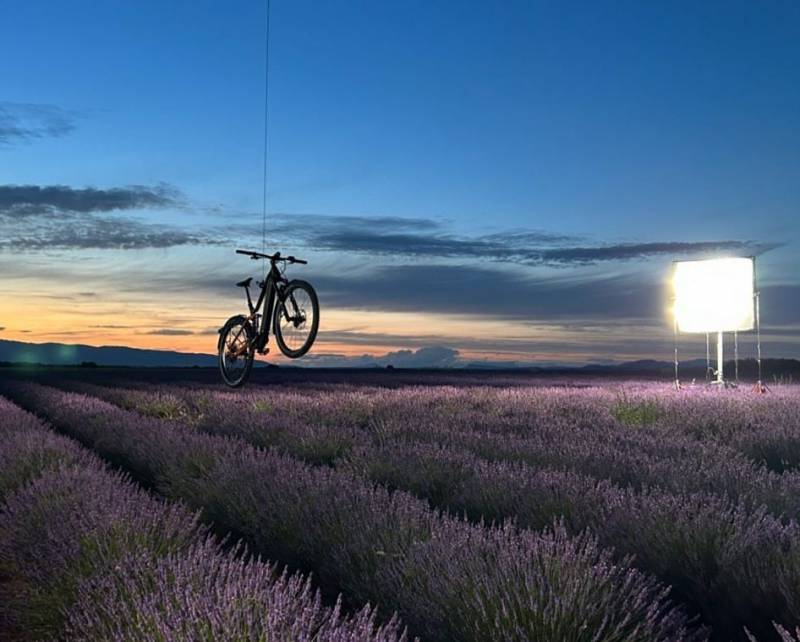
[673,257,755,334]
[671,256,761,387]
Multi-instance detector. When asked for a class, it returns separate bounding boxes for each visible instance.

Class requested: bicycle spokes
[279,289,313,352]
[284,295,306,327]
[225,328,248,359]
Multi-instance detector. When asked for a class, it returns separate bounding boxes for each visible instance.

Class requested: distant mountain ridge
[1,339,798,377]
[0,339,220,368]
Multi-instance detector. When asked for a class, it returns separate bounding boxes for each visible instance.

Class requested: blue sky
[1,1,798,365]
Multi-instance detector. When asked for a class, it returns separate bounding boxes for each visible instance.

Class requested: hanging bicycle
[218,249,319,387]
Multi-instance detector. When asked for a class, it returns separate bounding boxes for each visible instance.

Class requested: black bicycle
[218,249,319,387]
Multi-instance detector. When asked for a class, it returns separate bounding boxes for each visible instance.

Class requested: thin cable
[260,0,272,276]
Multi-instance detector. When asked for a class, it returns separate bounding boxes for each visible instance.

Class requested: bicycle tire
[218,315,255,387]
[273,280,319,359]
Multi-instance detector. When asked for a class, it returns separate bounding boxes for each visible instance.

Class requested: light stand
[671,256,763,392]
[710,331,736,387]
[754,290,769,393]
[673,316,681,390]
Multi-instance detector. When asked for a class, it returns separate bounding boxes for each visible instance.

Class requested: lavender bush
[0,396,407,642]
[0,397,100,500]
[47,380,800,640]
[3,382,700,642]
[66,541,405,642]
[0,463,201,636]
[341,440,800,641]
[63,381,800,518]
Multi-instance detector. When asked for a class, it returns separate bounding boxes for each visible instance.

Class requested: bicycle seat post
[245,285,254,314]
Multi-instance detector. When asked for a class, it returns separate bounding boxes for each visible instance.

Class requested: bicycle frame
[240,262,290,353]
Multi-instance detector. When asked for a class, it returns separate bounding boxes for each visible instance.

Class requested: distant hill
[0,339,219,368]
[0,339,798,378]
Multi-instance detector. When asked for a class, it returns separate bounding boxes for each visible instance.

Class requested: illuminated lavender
[30,377,800,641]
[3,382,701,641]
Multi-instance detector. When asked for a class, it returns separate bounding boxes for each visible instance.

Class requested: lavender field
[2,371,800,641]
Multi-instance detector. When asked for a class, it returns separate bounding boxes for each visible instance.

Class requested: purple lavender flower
[0,393,407,642]
[2,382,702,641]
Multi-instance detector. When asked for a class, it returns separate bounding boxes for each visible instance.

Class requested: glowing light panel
[673,257,755,333]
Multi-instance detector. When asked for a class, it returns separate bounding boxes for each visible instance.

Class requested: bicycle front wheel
[273,280,319,358]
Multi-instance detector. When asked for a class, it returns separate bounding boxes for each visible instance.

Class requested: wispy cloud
[253,212,775,267]
[0,102,76,145]
[304,345,460,368]
[254,213,442,235]
[0,183,215,251]
[3,217,214,251]
[535,241,779,264]
[0,183,180,217]
[144,328,196,336]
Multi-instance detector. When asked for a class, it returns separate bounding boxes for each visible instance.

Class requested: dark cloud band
[260,213,773,267]
[0,183,204,251]
[0,183,180,216]
[313,263,662,321]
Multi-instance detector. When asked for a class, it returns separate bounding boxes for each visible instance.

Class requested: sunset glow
[1,1,798,367]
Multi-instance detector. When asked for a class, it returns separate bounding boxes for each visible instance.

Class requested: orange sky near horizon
[1,282,675,365]
[4,245,794,366]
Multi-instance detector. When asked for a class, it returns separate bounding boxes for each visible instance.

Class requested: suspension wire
[734,330,739,384]
[705,332,711,382]
[260,0,272,277]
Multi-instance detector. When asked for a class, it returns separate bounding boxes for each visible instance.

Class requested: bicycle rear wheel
[273,280,319,358]
[218,315,255,387]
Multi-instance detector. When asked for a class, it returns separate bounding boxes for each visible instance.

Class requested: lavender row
[62,382,800,641]
[3,382,701,642]
[81,378,800,467]
[0,396,100,501]
[67,380,800,640]
[0,396,405,642]
[71,380,800,520]
[342,440,800,642]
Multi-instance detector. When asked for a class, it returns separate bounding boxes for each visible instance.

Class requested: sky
[1,0,798,367]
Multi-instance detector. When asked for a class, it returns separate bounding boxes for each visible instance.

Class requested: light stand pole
[754,290,768,393]
[673,315,680,389]
[711,331,739,387]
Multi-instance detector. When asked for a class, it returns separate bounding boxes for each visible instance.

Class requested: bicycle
[218,249,320,387]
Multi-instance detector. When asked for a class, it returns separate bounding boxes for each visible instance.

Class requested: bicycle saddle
[236,277,253,288]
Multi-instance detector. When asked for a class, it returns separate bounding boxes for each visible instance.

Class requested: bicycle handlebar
[236,249,307,265]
